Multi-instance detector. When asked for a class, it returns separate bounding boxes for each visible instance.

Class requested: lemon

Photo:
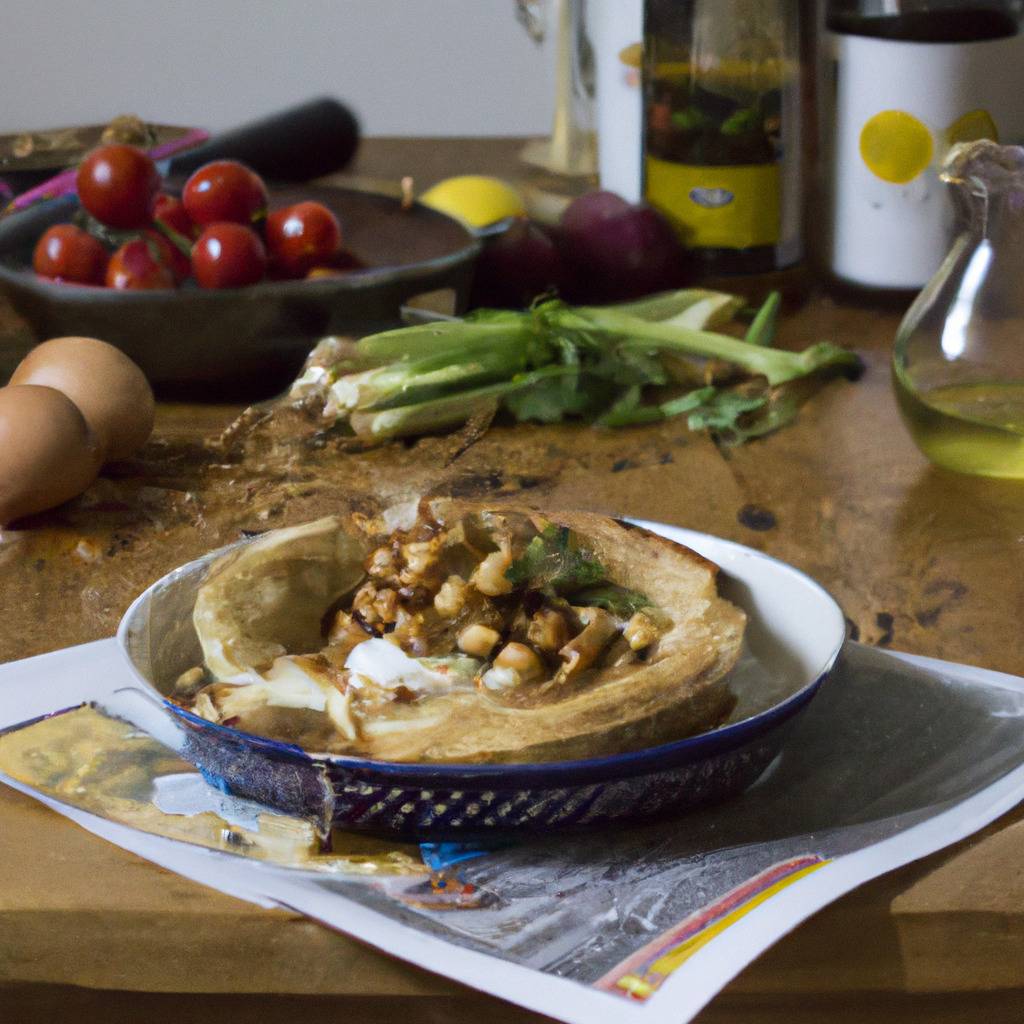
[419,175,526,228]
[945,108,999,148]
[859,110,934,184]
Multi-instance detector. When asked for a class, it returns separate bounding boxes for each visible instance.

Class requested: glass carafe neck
[943,141,1024,241]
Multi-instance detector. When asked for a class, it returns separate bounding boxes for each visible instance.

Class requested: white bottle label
[827,30,1024,289]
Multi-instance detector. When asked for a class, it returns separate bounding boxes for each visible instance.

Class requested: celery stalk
[744,291,781,347]
[350,366,576,440]
[577,308,859,387]
[582,289,743,328]
[326,340,533,415]
[303,288,862,444]
[357,318,530,361]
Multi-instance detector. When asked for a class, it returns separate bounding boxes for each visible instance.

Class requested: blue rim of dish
[119,523,847,785]
[161,675,828,788]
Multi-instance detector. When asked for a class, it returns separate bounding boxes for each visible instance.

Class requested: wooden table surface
[1,138,1023,1024]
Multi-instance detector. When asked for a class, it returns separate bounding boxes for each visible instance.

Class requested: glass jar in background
[590,0,644,202]
[893,140,1024,478]
[824,0,1024,292]
[516,0,598,179]
[642,0,803,275]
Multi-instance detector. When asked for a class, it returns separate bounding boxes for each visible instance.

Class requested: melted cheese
[345,639,478,695]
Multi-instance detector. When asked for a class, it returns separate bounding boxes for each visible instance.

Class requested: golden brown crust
[191,505,746,763]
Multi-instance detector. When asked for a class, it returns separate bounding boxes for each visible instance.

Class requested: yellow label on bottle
[645,157,781,250]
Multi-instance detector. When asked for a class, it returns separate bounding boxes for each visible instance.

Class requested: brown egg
[10,336,155,461]
[0,384,103,526]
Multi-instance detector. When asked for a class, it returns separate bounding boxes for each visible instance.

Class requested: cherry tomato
[106,232,177,290]
[32,224,108,284]
[182,161,268,227]
[76,144,160,229]
[191,222,267,288]
[160,238,191,283]
[147,200,193,282]
[265,201,342,278]
[152,193,197,241]
[138,228,189,283]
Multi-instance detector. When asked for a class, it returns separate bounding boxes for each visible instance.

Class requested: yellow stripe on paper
[648,861,828,977]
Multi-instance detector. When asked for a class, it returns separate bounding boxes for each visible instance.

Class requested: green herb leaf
[612,346,670,386]
[660,385,717,419]
[715,388,803,445]
[720,107,761,136]
[505,525,606,592]
[686,390,768,433]
[671,107,711,132]
[503,375,593,422]
[596,385,662,427]
[568,583,651,617]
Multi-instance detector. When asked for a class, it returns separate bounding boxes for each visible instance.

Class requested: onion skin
[556,192,690,303]
[469,219,565,309]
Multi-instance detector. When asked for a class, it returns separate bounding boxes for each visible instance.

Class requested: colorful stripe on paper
[596,854,830,1001]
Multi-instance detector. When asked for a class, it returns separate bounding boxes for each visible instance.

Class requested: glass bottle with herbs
[642,0,802,275]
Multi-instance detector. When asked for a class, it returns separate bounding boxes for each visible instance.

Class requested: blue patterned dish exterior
[167,682,819,841]
[117,522,847,841]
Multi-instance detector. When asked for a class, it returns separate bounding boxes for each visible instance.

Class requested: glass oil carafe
[893,140,1024,478]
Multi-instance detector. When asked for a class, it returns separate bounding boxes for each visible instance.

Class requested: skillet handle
[166,96,360,183]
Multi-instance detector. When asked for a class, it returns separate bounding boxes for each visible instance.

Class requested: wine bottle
[642,0,803,275]
[824,0,1024,290]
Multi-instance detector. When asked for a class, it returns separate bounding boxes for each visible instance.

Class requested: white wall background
[0,1,556,136]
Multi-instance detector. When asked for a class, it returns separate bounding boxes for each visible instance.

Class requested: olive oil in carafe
[893,375,1024,478]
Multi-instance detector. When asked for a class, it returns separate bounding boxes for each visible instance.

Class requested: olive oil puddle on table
[0,704,425,875]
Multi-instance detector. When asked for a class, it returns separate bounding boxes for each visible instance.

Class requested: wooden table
[2,139,1023,1024]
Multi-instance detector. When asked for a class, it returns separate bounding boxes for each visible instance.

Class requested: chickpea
[493,642,546,682]
[557,607,618,681]
[434,574,468,617]
[402,539,439,578]
[352,582,382,624]
[372,588,399,624]
[624,610,661,651]
[480,665,520,692]
[457,624,501,657]
[174,666,206,696]
[471,549,513,596]
[527,608,570,652]
[366,546,395,578]
[393,606,426,641]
